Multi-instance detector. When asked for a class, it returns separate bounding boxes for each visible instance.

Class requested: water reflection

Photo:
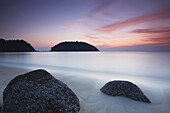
[0,52,170,86]
[0,52,170,106]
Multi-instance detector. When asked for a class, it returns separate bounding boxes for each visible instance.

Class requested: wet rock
[3,69,80,113]
[100,80,151,103]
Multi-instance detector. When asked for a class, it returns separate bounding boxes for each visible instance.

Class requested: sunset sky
[0,0,170,51]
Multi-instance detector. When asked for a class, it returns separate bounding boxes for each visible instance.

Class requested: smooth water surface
[0,52,170,81]
[0,52,170,112]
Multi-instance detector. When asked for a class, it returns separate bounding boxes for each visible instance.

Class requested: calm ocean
[0,52,170,80]
[0,52,170,112]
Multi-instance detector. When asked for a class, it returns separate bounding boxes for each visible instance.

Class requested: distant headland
[0,39,35,52]
[50,41,99,51]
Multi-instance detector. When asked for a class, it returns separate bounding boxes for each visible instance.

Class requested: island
[0,38,35,52]
[50,41,99,51]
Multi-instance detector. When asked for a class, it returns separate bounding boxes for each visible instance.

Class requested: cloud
[97,8,170,32]
[87,0,115,18]
[132,26,170,45]
[143,36,170,43]
[98,42,170,51]
[82,0,116,28]
[131,27,170,34]
[86,34,101,39]
[62,17,87,29]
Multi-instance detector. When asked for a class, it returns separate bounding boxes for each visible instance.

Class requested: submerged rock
[100,80,151,103]
[3,69,80,113]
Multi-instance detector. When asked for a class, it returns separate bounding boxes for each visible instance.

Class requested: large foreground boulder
[3,69,80,113]
[100,80,151,103]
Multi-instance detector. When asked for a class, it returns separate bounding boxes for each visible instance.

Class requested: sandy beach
[0,65,170,113]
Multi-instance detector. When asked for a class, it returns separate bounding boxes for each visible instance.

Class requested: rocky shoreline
[3,69,80,113]
[2,69,151,113]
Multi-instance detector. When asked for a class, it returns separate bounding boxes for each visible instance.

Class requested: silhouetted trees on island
[0,39,35,52]
[50,41,99,51]
[0,39,99,52]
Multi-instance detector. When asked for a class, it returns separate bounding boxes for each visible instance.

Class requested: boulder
[3,69,80,113]
[100,80,151,103]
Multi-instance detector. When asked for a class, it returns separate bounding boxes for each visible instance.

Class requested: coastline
[0,66,30,107]
[0,65,170,113]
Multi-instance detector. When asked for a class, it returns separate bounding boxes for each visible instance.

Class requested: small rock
[3,69,80,113]
[100,80,151,103]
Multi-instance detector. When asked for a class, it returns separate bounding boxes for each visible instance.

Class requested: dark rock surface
[50,41,99,51]
[3,69,80,113]
[0,38,35,52]
[100,80,151,103]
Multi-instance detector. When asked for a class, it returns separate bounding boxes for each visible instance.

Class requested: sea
[0,52,170,80]
[0,52,170,113]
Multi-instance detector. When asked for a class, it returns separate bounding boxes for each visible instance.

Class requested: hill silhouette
[50,41,99,51]
[0,39,35,52]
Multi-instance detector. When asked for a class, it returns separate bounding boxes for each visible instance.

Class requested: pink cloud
[63,17,87,29]
[97,8,170,32]
[131,27,170,34]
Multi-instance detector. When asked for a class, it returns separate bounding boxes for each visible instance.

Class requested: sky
[0,0,170,51]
